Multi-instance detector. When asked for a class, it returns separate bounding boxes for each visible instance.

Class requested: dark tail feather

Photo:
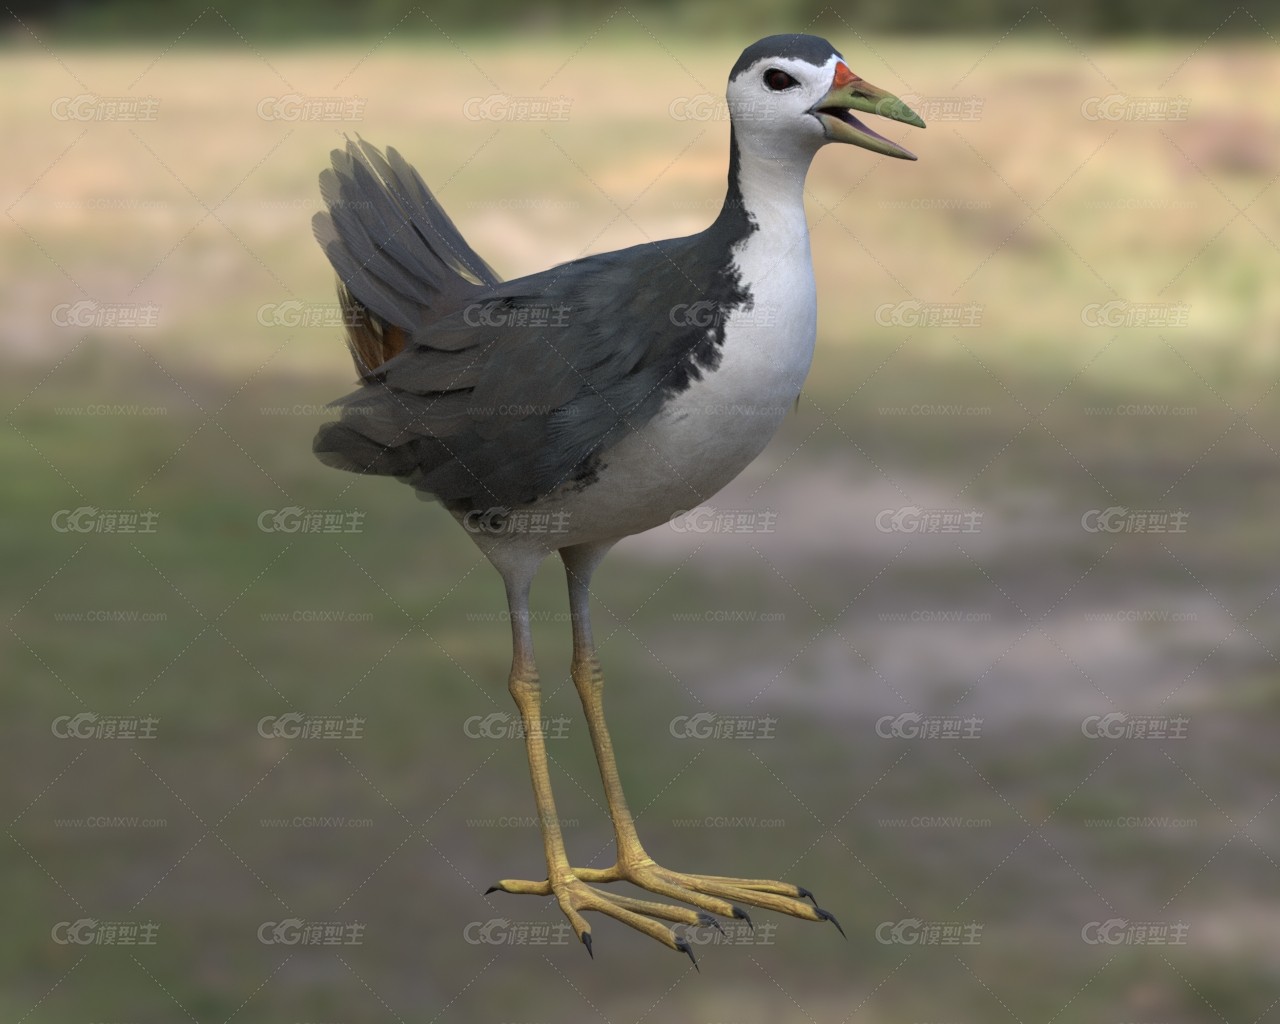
[313,136,501,377]
[313,420,419,478]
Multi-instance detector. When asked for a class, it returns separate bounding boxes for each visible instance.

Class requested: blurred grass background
[3,3,1279,1022]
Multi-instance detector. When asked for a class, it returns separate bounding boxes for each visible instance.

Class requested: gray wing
[315,234,738,509]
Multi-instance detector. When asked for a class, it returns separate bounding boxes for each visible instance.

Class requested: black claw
[796,885,818,906]
[675,935,699,970]
[816,906,846,939]
[581,932,593,959]
[697,911,725,935]
[484,885,501,895]
[731,904,753,930]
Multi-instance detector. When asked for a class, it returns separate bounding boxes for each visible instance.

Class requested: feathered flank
[312,137,755,510]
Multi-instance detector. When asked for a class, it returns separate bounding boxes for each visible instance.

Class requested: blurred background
[3,1,1278,1021]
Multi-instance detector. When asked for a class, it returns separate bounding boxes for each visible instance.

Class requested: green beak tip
[878,98,925,129]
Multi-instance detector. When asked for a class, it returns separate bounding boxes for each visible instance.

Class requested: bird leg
[566,649,840,925]
[488,544,841,960]
[488,561,712,963]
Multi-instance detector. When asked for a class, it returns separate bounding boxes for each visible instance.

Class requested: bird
[311,33,924,965]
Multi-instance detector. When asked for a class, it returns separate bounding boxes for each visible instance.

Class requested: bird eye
[763,68,798,91]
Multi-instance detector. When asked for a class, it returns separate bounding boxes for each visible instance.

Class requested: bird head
[726,34,924,162]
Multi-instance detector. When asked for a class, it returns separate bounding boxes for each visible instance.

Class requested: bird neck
[717,125,815,239]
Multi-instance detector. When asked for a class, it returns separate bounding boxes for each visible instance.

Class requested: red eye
[763,68,798,91]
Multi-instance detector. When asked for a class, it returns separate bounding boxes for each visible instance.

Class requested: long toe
[553,876,708,961]
[619,863,833,926]
[487,863,833,953]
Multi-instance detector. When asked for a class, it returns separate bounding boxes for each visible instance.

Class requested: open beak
[810,62,925,161]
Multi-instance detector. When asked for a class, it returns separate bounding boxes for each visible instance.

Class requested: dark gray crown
[729,34,843,81]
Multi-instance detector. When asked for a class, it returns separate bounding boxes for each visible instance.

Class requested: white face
[724,54,841,159]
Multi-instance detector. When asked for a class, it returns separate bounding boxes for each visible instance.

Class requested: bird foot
[486,859,841,959]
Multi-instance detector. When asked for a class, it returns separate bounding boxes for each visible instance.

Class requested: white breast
[656,215,817,454]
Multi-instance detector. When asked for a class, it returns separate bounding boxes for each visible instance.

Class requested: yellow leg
[487,546,843,961]
[571,652,840,931]
[493,665,711,963]
[487,556,710,964]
